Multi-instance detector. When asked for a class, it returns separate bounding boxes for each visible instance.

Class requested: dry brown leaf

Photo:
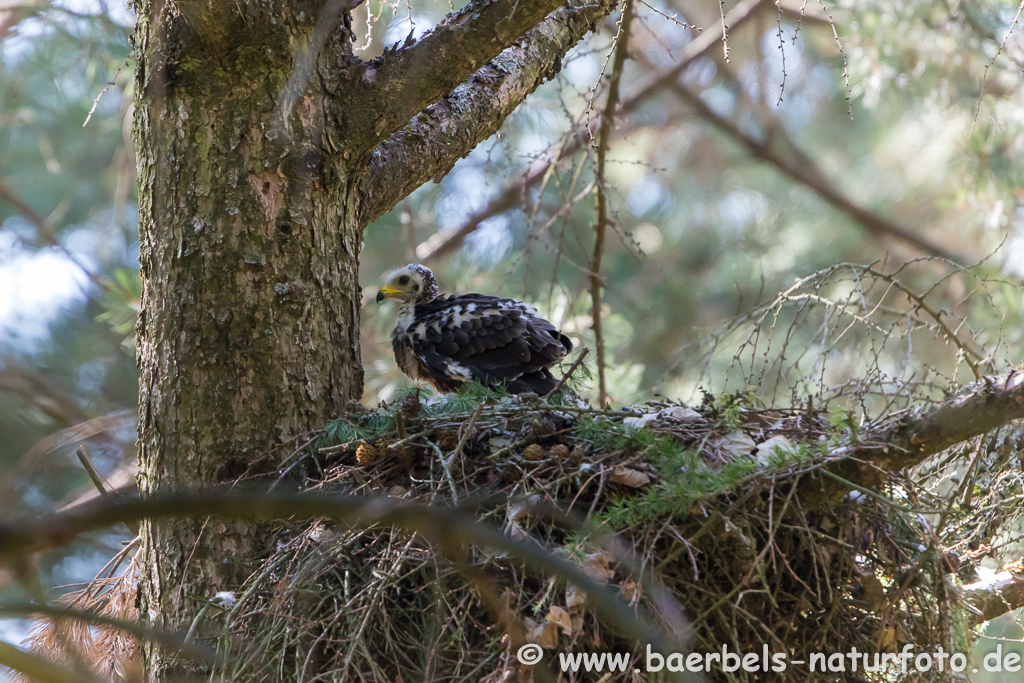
[860,576,887,610]
[878,626,896,649]
[571,612,584,635]
[609,467,650,488]
[545,605,573,635]
[566,585,586,610]
[584,551,615,581]
[526,617,560,649]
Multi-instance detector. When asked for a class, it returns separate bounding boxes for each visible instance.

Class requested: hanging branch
[670,83,963,263]
[591,0,634,408]
[0,491,677,656]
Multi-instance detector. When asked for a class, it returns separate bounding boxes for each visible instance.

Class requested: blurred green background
[3,0,1024,677]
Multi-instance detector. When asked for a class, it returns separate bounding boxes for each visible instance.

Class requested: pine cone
[522,444,545,461]
[436,428,459,452]
[356,442,379,466]
[549,444,570,460]
[400,393,422,420]
[346,399,369,415]
[524,417,556,438]
[569,445,586,465]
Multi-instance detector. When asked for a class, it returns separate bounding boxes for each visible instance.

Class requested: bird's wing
[406,294,572,389]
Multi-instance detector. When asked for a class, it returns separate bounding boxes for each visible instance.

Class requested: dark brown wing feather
[405,294,572,393]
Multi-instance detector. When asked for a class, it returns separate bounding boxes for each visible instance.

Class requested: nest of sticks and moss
[211,386,966,682]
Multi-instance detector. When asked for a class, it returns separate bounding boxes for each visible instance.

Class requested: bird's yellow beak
[376,285,402,303]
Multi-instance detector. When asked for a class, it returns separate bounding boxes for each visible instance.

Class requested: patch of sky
[719,188,768,232]
[2,0,133,63]
[626,175,672,218]
[1005,208,1024,278]
[383,14,434,47]
[685,57,717,89]
[465,214,513,265]
[0,229,91,348]
[636,3,695,70]
[433,167,492,231]
[562,52,600,90]
[700,85,736,119]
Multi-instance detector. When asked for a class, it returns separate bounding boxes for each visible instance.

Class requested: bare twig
[452,403,483,463]
[546,346,591,397]
[818,369,1024,502]
[972,0,1024,127]
[591,0,634,407]
[82,57,131,127]
[76,447,116,504]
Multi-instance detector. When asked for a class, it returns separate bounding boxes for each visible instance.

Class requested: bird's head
[376,264,439,305]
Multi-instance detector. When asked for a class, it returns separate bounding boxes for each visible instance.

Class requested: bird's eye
[398,276,410,285]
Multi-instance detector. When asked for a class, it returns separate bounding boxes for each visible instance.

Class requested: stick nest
[210,386,967,682]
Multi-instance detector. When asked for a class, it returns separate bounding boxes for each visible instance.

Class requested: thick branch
[359,0,620,226]
[341,0,579,157]
[414,0,770,259]
[963,566,1024,627]
[822,370,1024,499]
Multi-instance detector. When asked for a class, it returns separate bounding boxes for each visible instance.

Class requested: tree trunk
[130,0,620,677]
[132,2,362,677]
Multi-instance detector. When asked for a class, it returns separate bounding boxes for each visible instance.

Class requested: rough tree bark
[130,0,617,678]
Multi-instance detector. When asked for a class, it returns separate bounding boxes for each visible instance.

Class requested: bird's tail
[507,369,559,395]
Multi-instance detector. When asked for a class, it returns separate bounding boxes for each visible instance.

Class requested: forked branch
[360,0,622,224]
[341,0,597,159]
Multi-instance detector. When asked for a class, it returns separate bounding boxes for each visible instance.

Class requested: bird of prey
[376,264,573,394]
